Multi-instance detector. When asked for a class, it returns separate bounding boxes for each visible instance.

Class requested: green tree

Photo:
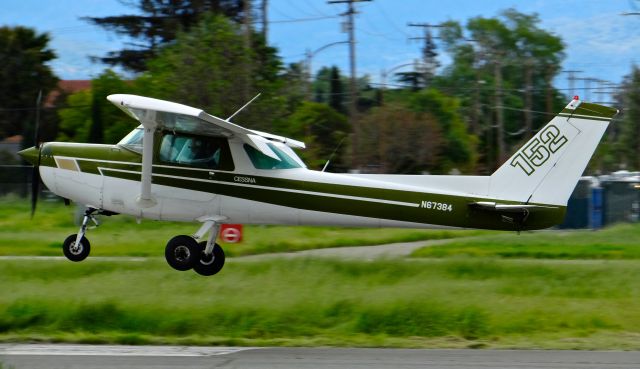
[329,66,346,114]
[435,9,565,171]
[615,66,640,170]
[313,67,332,104]
[85,0,246,72]
[57,91,92,143]
[409,89,478,173]
[285,102,349,171]
[142,15,285,131]
[58,70,138,144]
[0,26,57,144]
[356,103,442,174]
[280,62,307,113]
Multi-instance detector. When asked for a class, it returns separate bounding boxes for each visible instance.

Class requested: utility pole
[243,0,253,101]
[561,70,583,97]
[328,0,371,169]
[407,23,443,87]
[523,58,534,139]
[261,0,268,43]
[494,55,505,166]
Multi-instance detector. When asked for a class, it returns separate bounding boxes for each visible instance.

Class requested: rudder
[488,97,617,206]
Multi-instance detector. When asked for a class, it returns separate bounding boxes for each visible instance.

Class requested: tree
[409,89,478,173]
[356,103,442,174]
[0,26,57,144]
[313,67,332,104]
[435,9,565,171]
[285,102,349,171]
[615,66,640,170]
[85,0,247,72]
[58,70,138,144]
[142,15,285,131]
[329,66,346,114]
[280,62,307,113]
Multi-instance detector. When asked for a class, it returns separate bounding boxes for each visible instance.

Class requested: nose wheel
[62,207,99,262]
[62,234,91,262]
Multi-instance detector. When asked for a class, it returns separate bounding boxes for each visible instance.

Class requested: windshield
[244,143,305,169]
[117,126,144,153]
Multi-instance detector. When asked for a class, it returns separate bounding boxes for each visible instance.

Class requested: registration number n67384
[420,201,453,212]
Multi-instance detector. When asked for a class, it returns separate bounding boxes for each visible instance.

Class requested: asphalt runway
[2,344,640,369]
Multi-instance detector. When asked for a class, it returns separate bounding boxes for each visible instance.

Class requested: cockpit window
[117,127,144,153]
[159,132,234,170]
[243,143,304,169]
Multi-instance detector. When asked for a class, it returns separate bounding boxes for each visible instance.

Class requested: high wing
[106,94,305,207]
[107,94,305,155]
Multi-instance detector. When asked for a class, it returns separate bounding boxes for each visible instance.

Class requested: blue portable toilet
[590,187,603,229]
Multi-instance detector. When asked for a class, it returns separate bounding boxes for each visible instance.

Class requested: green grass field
[4,196,640,349]
[2,257,640,349]
[0,196,483,257]
[411,223,640,259]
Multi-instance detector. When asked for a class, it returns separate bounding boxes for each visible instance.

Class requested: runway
[2,344,640,369]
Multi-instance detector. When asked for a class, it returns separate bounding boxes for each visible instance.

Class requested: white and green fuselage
[20,95,618,232]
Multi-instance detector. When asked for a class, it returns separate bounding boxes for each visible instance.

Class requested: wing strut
[137,110,158,208]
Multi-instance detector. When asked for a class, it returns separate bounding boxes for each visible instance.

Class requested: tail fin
[488,97,618,206]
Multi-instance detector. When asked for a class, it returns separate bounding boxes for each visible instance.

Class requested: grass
[0,195,485,257]
[2,257,640,349]
[5,196,640,349]
[411,223,640,259]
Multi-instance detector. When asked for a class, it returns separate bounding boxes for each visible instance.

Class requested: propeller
[30,90,43,218]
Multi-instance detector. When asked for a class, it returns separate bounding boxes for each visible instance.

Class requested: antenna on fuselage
[321,136,346,172]
[226,93,261,121]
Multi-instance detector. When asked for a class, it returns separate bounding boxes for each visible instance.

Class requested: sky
[2,0,640,102]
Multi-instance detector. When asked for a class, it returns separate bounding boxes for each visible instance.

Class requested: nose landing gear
[164,220,226,276]
[62,208,98,262]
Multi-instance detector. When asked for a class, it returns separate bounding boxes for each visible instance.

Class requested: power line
[268,15,339,24]
[304,0,331,16]
[374,1,410,37]
[285,0,322,17]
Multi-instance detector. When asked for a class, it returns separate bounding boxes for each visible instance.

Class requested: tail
[488,97,618,206]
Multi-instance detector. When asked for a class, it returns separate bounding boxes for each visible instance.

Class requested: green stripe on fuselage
[41,143,565,231]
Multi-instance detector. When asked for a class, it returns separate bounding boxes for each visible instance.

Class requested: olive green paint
[32,142,566,231]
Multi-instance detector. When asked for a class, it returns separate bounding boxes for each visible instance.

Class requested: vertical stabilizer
[488,97,617,206]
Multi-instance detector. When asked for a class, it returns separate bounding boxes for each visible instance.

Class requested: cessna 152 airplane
[19,94,617,276]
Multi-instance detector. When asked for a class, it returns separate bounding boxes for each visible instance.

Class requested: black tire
[193,241,225,276]
[62,234,91,262]
[165,235,200,271]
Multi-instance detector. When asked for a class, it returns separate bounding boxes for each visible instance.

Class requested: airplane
[18,94,618,276]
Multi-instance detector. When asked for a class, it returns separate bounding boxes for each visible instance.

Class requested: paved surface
[2,345,640,369]
[0,237,459,263]
[239,238,460,261]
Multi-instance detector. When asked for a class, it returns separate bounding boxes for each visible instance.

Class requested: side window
[243,143,302,169]
[159,133,233,170]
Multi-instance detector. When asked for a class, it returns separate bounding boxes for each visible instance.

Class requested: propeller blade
[34,90,42,148]
[30,164,40,218]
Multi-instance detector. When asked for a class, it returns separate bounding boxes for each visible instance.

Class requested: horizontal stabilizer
[469,201,558,213]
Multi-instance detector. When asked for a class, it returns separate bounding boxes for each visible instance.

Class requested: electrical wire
[374,1,411,38]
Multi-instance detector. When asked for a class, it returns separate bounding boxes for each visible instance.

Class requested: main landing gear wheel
[62,234,91,262]
[193,241,225,276]
[165,235,200,271]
